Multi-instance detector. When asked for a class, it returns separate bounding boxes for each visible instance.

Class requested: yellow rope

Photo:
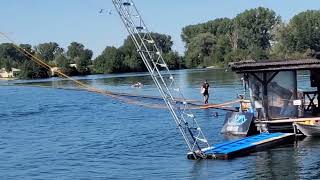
[0,32,240,111]
[198,100,240,109]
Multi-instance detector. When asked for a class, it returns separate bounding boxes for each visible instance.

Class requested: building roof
[229,59,320,73]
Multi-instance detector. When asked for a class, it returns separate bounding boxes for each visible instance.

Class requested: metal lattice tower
[112,0,210,158]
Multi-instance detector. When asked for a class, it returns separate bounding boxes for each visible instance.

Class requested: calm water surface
[1,69,320,179]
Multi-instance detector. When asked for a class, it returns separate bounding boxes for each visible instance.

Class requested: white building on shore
[0,68,21,78]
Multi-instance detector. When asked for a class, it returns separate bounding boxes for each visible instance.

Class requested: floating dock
[187,133,295,159]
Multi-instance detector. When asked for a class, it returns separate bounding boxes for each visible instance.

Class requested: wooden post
[293,70,298,117]
[318,86,320,110]
[262,72,269,120]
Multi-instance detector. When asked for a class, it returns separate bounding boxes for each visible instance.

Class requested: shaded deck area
[229,58,320,132]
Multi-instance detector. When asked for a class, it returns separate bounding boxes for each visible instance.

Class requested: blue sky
[0,0,319,57]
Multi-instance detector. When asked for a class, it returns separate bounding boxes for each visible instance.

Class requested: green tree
[92,56,106,74]
[76,49,93,74]
[181,24,204,45]
[18,60,49,79]
[182,18,233,47]
[54,54,79,76]
[67,42,93,74]
[234,7,280,51]
[93,32,176,73]
[224,49,251,63]
[3,58,12,71]
[184,33,216,68]
[18,44,50,79]
[0,43,23,66]
[119,36,146,72]
[93,46,124,73]
[182,7,280,66]
[163,51,183,69]
[182,18,236,67]
[105,47,123,73]
[273,10,320,59]
[0,43,49,79]
[290,10,320,52]
[55,54,69,69]
[212,36,232,64]
[67,42,85,60]
[35,42,63,62]
[150,32,173,53]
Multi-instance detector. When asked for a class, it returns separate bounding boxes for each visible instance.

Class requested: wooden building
[230,59,320,132]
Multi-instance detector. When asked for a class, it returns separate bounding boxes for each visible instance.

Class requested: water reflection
[2,69,320,179]
[253,143,300,180]
[99,76,151,86]
[296,137,320,179]
[10,69,245,103]
[185,69,240,88]
[189,160,209,180]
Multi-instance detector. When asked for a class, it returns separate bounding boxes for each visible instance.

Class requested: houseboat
[226,58,320,135]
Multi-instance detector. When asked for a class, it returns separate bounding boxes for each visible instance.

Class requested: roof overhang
[229,59,320,73]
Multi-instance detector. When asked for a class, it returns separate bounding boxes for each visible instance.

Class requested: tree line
[182,8,320,68]
[0,32,182,79]
[0,7,319,79]
[93,32,182,73]
[0,42,93,79]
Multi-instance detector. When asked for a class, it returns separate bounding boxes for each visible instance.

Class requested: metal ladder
[112,0,210,158]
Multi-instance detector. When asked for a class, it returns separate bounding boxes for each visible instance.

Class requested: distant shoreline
[0,67,230,81]
[0,77,17,80]
[205,66,224,70]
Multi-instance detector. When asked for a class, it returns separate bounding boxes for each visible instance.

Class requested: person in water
[131,82,143,88]
[201,80,210,104]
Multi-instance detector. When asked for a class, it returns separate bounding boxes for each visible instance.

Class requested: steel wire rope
[0,32,240,110]
[0,32,158,107]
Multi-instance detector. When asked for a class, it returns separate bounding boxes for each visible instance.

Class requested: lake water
[1,69,320,179]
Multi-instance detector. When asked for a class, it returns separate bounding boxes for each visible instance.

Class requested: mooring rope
[0,32,240,111]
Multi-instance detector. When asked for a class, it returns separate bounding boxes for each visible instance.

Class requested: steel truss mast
[112,0,210,158]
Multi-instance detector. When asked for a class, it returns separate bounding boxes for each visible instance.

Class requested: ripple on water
[0,71,319,179]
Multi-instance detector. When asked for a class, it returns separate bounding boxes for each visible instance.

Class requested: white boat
[294,120,320,136]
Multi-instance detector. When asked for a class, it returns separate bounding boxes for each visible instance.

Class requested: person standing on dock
[201,80,210,104]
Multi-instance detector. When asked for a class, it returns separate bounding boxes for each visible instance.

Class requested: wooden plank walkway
[258,117,320,124]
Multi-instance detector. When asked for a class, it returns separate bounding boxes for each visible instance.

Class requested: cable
[0,32,240,111]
